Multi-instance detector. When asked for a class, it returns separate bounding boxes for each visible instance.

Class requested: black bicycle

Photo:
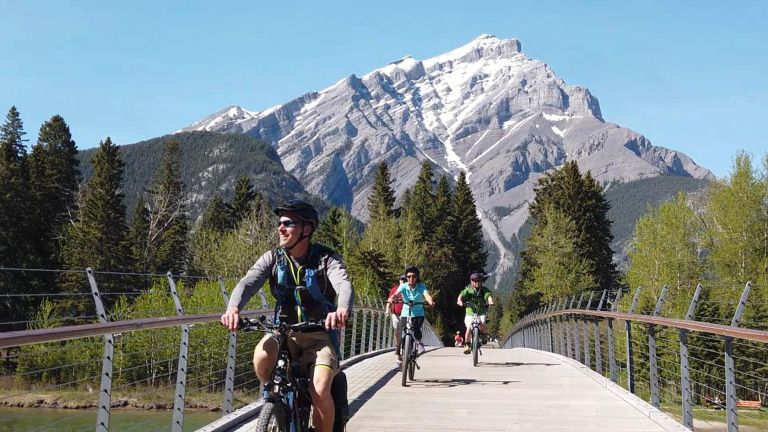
[239,316,348,432]
[395,301,427,387]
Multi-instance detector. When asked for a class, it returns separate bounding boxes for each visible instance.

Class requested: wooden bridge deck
[343,347,688,432]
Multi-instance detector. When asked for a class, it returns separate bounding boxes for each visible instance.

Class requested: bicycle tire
[401,334,412,387]
[254,400,289,432]
[408,351,416,380]
[472,326,479,366]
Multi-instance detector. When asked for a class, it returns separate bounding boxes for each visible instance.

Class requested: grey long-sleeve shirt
[228,245,354,320]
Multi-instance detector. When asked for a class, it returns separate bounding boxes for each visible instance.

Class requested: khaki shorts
[255,330,339,377]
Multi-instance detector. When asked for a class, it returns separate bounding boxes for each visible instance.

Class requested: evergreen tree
[411,161,437,242]
[525,206,596,302]
[28,115,80,269]
[127,195,150,272]
[452,171,487,276]
[360,162,400,288]
[231,176,256,225]
[367,161,396,221]
[60,138,129,297]
[199,194,233,233]
[0,106,32,326]
[0,105,31,265]
[145,140,189,274]
[526,161,617,291]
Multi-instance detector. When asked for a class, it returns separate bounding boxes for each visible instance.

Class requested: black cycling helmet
[273,199,320,229]
[404,265,420,277]
[399,273,407,283]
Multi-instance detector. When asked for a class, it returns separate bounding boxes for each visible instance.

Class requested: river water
[0,407,220,431]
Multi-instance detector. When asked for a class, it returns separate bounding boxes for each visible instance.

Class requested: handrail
[506,309,768,345]
[0,307,385,349]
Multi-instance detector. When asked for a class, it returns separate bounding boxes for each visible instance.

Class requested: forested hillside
[606,175,711,267]
[77,131,308,221]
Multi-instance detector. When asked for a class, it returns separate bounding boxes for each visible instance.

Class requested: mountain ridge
[180,35,714,281]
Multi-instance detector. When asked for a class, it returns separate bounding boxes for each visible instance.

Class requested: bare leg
[310,365,335,432]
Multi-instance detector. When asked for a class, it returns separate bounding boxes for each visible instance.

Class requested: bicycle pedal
[415,363,421,370]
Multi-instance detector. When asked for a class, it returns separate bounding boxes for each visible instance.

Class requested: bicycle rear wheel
[401,334,412,386]
[254,400,289,432]
[472,326,479,366]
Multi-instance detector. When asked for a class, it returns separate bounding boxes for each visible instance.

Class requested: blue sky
[2,1,765,178]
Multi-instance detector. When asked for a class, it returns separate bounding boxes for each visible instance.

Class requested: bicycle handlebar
[238,316,327,333]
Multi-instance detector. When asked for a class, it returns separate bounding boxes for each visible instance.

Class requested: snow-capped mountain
[182,34,713,279]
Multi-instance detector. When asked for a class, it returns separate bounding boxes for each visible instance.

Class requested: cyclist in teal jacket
[387,265,434,355]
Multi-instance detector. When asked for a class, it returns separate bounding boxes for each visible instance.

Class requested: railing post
[359,310,368,355]
[168,272,189,432]
[376,310,384,350]
[649,285,668,408]
[608,289,622,383]
[573,293,583,362]
[557,299,566,355]
[594,290,606,374]
[680,283,702,430]
[547,303,556,352]
[368,309,376,352]
[726,282,751,432]
[565,296,574,358]
[349,307,358,357]
[87,269,114,432]
[583,292,594,367]
[218,277,237,415]
[626,287,642,394]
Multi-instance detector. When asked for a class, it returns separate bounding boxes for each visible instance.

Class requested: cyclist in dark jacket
[221,199,353,432]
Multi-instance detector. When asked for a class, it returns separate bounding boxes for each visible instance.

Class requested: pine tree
[199,194,232,233]
[526,161,616,291]
[526,206,596,302]
[411,161,437,242]
[0,105,31,265]
[367,161,396,221]
[60,138,129,298]
[0,106,32,327]
[28,115,81,269]
[452,171,487,276]
[127,195,150,272]
[231,176,256,225]
[145,140,189,274]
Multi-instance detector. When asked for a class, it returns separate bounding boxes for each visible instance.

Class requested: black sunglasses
[278,219,299,228]
[406,274,417,279]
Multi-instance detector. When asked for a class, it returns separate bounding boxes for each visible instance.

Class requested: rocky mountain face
[181,34,713,279]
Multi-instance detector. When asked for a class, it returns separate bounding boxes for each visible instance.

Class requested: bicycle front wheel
[254,400,289,432]
[401,334,412,387]
[472,326,479,366]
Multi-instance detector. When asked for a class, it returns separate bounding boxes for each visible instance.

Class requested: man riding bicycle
[386,265,434,356]
[456,271,494,355]
[220,199,353,432]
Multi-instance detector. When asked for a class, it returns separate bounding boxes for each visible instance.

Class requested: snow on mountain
[181,34,713,281]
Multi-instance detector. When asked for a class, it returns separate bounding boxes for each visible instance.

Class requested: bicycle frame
[240,317,324,432]
[395,300,426,386]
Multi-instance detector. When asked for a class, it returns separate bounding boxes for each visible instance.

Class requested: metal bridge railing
[0,267,437,431]
[502,283,768,432]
